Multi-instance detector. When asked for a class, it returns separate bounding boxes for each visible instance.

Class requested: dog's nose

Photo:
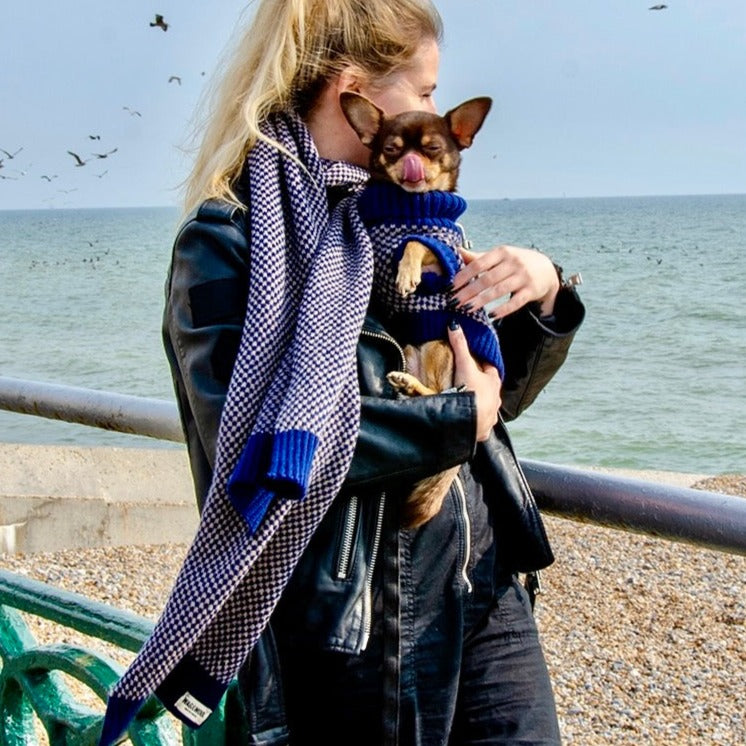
[402,153,426,183]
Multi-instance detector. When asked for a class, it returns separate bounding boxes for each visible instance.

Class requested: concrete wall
[0,442,711,556]
[0,443,198,554]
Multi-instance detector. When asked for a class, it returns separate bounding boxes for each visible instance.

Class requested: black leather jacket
[162,198,585,744]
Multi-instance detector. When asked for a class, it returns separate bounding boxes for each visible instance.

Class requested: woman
[102,1,584,744]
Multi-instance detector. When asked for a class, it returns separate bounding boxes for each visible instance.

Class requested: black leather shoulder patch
[189,277,247,328]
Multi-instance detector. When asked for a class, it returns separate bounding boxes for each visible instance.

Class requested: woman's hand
[448,322,501,442]
[452,245,560,320]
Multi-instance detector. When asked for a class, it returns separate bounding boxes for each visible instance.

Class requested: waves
[1,196,744,471]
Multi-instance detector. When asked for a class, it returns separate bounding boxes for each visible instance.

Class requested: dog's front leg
[396,240,438,296]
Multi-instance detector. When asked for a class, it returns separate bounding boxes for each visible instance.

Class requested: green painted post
[0,605,40,746]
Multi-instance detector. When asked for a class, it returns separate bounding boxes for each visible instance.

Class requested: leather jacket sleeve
[346,392,477,492]
[497,288,585,422]
[162,201,249,506]
[343,289,585,491]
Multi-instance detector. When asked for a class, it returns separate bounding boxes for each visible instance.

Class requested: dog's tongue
[402,153,426,184]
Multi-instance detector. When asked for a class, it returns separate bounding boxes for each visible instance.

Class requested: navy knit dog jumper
[357,180,504,378]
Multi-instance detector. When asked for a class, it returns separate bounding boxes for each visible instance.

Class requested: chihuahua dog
[341,92,499,528]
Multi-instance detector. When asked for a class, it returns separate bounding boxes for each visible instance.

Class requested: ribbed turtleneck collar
[357,180,467,226]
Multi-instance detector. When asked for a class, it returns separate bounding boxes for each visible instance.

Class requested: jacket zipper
[336,328,402,648]
[357,327,402,649]
[335,494,359,580]
[360,328,407,372]
[360,492,386,651]
[453,475,473,593]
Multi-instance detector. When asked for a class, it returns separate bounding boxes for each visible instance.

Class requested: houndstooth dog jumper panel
[358,180,504,378]
[98,115,374,744]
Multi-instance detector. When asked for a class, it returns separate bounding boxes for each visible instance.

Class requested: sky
[1,1,744,209]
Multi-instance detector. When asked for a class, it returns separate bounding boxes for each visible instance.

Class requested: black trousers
[278,463,560,745]
[278,576,559,745]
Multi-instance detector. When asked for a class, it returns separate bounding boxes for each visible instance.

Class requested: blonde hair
[182,0,442,214]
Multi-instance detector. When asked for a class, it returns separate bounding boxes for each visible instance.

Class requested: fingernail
[460,302,474,313]
[446,297,458,310]
[448,319,460,331]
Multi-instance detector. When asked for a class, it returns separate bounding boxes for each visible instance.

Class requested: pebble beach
[2,475,744,745]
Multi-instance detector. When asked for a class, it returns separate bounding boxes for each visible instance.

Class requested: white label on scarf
[174,692,212,725]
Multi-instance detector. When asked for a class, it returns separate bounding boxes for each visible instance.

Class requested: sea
[1,194,744,474]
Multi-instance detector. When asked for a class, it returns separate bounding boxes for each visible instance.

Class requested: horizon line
[1,191,745,213]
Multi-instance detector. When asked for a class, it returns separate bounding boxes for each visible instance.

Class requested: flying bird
[168,75,182,85]
[150,14,168,31]
[92,148,118,159]
[67,150,89,167]
[649,4,667,9]
[95,170,108,178]
[88,134,101,140]
[41,175,59,182]
[0,147,23,159]
[123,106,142,117]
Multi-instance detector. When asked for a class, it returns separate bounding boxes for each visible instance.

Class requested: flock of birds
[4,7,672,205]
[26,245,119,271]
[1,14,204,204]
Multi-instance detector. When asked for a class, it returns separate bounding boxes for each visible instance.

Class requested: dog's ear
[340,92,384,147]
[444,97,492,150]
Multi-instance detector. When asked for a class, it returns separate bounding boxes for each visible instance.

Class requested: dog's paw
[395,265,421,296]
[387,371,431,396]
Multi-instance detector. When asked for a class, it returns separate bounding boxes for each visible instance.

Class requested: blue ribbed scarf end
[227,429,319,532]
[99,652,227,742]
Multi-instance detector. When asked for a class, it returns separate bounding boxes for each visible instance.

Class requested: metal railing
[0,570,176,745]
[2,374,745,557]
[0,376,243,744]
[0,375,183,443]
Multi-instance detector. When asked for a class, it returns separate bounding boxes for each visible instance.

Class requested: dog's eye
[423,143,442,155]
[383,144,402,157]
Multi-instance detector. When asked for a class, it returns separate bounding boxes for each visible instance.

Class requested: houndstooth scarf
[99,113,374,744]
